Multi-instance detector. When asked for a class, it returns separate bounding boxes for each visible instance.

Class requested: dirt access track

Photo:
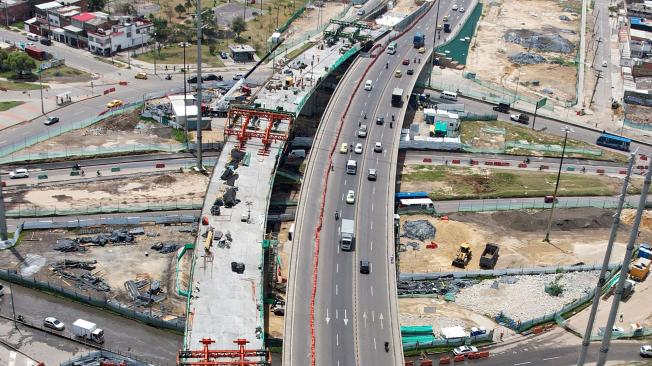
[398,208,652,273]
[465,0,580,104]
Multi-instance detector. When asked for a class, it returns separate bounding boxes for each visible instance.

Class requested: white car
[641,345,652,357]
[233,73,244,80]
[346,190,355,204]
[354,143,363,154]
[44,317,65,331]
[452,4,458,10]
[27,33,39,41]
[453,345,478,356]
[374,141,382,153]
[340,143,348,154]
[459,6,465,12]
[368,168,377,181]
[602,60,608,67]
[9,168,29,179]
[357,124,368,138]
[364,79,373,91]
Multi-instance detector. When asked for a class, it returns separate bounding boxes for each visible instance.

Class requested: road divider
[110,167,121,172]
[518,163,527,168]
[439,357,451,364]
[596,168,605,174]
[453,355,465,362]
[423,158,432,162]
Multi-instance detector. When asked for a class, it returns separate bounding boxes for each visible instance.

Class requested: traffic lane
[1,157,218,186]
[0,282,181,364]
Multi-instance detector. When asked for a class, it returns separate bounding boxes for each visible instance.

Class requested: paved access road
[0,282,181,364]
[284,1,473,365]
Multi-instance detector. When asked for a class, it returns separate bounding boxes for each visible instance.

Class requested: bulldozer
[452,243,473,268]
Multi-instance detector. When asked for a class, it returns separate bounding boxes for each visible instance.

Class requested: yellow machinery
[452,243,473,268]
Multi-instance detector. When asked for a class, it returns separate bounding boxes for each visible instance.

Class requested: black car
[188,75,198,83]
[204,74,222,81]
[360,260,370,274]
[376,116,384,125]
[220,51,228,60]
[406,69,414,75]
[40,38,52,46]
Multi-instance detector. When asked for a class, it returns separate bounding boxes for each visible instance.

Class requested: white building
[87,17,153,56]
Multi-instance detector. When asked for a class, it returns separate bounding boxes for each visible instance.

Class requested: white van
[364,80,373,91]
[346,160,357,175]
[27,33,39,41]
[233,73,245,80]
[441,90,458,101]
[387,41,397,55]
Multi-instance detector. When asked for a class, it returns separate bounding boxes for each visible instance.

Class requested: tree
[231,16,246,40]
[0,49,8,71]
[7,52,36,78]
[117,3,136,14]
[175,3,186,15]
[184,0,193,11]
[88,0,106,11]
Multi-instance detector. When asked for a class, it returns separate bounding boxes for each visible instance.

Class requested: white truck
[72,319,104,344]
[341,219,355,251]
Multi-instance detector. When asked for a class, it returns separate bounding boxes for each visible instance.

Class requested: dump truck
[629,257,651,281]
[341,219,355,251]
[452,243,472,268]
[391,88,404,107]
[72,319,104,344]
[413,32,425,48]
[479,243,499,269]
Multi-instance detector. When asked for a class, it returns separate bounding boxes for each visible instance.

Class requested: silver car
[44,317,65,331]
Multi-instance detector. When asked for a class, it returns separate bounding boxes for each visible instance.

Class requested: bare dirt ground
[266,221,292,339]
[3,172,209,211]
[392,0,422,14]
[0,223,197,317]
[399,298,496,330]
[285,2,348,44]
[19,110,181,155]
[398,208,652,273]
[465,0,581,104]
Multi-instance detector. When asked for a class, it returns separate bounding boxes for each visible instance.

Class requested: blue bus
[396,191,429,200]
[596,132,631,152]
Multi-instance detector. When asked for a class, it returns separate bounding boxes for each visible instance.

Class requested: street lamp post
[543,127,571,242]
[183,42,189,147]
[153,33,158,75]
[0,173,8,241]
[38,69,45,115]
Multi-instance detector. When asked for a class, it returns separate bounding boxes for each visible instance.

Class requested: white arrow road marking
[336,308,339,319]
[326,308,331,324]
[363,311,368,328]
[373,337,377,350]
[379,313,384,329]
[344,309,349,326]
[372,310,375,322]
[371,285,374,297]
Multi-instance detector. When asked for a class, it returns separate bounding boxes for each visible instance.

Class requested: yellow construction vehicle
[452,243,473,268]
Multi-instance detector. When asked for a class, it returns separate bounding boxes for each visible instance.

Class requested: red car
[402,59,410,65]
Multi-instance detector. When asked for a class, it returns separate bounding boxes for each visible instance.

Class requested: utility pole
[0,172,8,241]
[543,127,571,242]
[591,37,602,68]
[596,156,652,366]
[576,153,635,366]
[195,0,203,169]
[38,70,45,115]
[153,33,158,75]
[590,69,603,106]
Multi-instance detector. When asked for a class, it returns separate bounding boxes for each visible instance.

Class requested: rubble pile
[454,271,600,321]
[397,278,479,296]
[54,229,144,252]
[150,242,180,254]
[401,220,436,241]
[504,30,575,53]
[124,278,165,305]
[509,52,546,64]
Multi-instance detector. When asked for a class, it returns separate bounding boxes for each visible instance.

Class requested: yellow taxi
[340,143,348,154]
[106,100,124,108]
[135,72,148,80]
[418,47,426,53]
[395,69,402,78]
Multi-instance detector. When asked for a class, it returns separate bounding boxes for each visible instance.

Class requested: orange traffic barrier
[478,351,490,358]
[470,160,478,165]
[426,242,438,249]
[441,216,449,221]
[452,159,460,164]
[155,163,165,168]
[103,89,110,95]
[540,165,549,170]
[533,325,543,334]
[420,360,433,366]
[453,355,465,362]
[439,357,451,365]
[502,162,511,166]
[109,87,116,92]
[202,216,209,225]
[484,161,494,166]
[518,163,527,168]
[619,170,626,174]
[405,361,415,366]
[641,155,648,161]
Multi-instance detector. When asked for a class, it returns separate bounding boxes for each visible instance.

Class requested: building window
[127,32,131,38]
[136,29,140,34]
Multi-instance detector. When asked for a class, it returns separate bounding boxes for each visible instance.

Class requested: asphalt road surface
[284,1,473,365]
[0,283,181,364]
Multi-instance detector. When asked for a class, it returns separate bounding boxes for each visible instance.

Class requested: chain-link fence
[5,200,204,218]
[0,269,185,332]
[441,197,624,213]
[402,331,494,351]
[505,141,603,156]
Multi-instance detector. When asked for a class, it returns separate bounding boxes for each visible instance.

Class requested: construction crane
[178,337,271,366]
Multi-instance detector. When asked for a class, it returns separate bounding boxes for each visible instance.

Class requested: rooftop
[72,12,96,22]
[229,44,256,53]
[35,1,63,10]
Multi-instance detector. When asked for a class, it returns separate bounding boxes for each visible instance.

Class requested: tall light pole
[576,153,635,366]
[195,0,203,169]
[543,127,571,243]
[153,33,158,75]
[183,41,189,148]
[0,172,8,241]
[596,156,652,366]
[38,69,45,115]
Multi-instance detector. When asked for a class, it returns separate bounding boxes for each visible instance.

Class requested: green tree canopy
[232,16,246,40]
[88,0,106,11]
[175,3,186,15]
[7,52,36,78]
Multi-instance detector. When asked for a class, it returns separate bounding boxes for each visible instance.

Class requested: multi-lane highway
[284,1,473,364]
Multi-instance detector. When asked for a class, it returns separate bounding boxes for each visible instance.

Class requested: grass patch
[134,45,225,67]
[460,120,627,162]
[93,56,127,68]
[40,65,92,81]
[0,101,24,111]
[11,20,25,30]
[285,41,316,61]
[172,128,188,143]
[400,165,621,200]
[0,79,46,91]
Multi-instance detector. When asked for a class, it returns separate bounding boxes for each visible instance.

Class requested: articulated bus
[596,132,631,152]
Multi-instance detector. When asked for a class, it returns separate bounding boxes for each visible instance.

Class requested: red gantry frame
[225,107,293,156]
[178,338,271,366]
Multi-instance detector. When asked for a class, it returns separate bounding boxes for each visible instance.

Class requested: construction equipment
[452,243,473,268]
[479,243,500,269]
[629,257,651,281]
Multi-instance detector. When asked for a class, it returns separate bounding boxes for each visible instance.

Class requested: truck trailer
[391,88,404,107]
[25,46,47,61]
[72,319,104,344]
[340,219,355,251]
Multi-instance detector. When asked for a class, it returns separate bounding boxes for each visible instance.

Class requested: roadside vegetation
[400,165,630,200]
[0,101,24,111]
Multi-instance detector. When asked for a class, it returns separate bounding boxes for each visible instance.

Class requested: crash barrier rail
[460,112,497,121]
[0,102,143,159]
[60,351,152,366]
[590,326,652,341]
[434,2,483,65]
[399,263,620,281]
[402,331,493,351]
[175,243,195,297]
[437,197,627,214]
[0,269,185,332]
[495,265,620,333]
[19,214,197,229]
[4,201,204,218]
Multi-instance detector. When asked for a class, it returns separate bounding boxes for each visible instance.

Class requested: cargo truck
[72,319,104,344]
[340,219,355,251]
[413,32,425,48]
[391,88,404,107]
[479,243,499,269]
[25,46,47,61]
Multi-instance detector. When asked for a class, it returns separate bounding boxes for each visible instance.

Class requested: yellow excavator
[452,243,473,268]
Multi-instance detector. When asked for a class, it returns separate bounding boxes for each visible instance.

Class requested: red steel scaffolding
[178,338,270,366]
[225,107,293,156]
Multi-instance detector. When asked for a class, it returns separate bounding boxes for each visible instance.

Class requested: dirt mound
[153,175,177,185]
[621,209,652,232]
[449,208,616,232]
[504,29,575,53]
[508,52,546,65]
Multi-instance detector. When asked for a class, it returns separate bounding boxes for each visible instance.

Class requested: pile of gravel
[509,52,546,64]
[454,271,600,321]
[401,220,436,241]
[504,30,575,53]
